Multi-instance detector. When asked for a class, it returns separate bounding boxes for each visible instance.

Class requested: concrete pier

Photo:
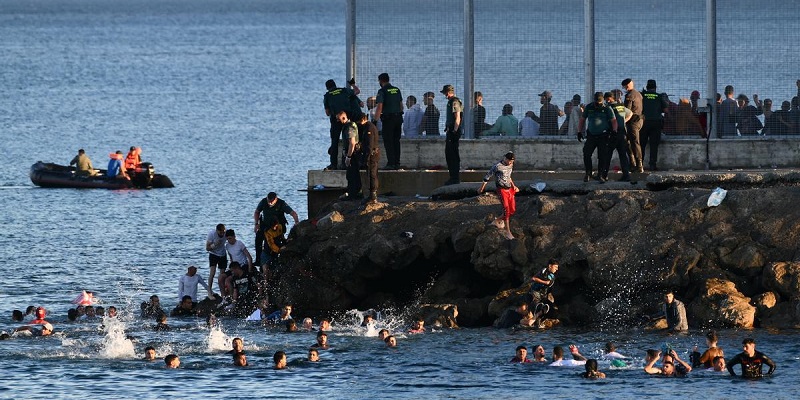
[305,137,800,216]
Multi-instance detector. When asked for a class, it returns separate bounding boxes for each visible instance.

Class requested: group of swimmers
[510,331,776,379]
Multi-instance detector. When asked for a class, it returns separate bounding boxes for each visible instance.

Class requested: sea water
[0,0,798,398]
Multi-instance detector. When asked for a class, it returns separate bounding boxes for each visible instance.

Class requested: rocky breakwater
[276,170,800,329]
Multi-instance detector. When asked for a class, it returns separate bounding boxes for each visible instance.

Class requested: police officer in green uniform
[442,84,463,185]
[603,91,632,181]
[578,92,618,182]
[374,73,403,170]
[324,79,362,170]
[337,110,362,200]
[640,79,669,171]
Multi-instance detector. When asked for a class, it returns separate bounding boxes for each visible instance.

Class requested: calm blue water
[1,0,798,398]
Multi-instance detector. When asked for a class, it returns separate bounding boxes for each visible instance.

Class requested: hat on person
[538,90,552,99]
[42,323,53,332]
[621,78,632,87]
[440,85,454,94]
[646,79,657,89]
[690,90,700,99]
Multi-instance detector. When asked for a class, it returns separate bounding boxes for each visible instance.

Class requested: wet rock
[758,300,800,329]
[688,278,755,328]
[417,303,459,329]
[763,262,800,300]
[454,296,492,327]
[751,291,778,312]
[316,210,344,230]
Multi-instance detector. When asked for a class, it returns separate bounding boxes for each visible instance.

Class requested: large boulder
[688,278,755,328]
[758,300,800,329]
[763,262,800,300]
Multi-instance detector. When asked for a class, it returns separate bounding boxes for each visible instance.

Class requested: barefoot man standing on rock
[479,152,519,240]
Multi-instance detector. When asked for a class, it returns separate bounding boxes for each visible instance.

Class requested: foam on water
[98,317,136,359]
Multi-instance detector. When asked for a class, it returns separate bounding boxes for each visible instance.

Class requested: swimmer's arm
[644,354,661,374]
[673,353,692,373]
[726,354,740,376]
[763,354,776,375]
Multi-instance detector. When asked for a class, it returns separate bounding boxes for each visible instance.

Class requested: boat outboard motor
[132,162,155,187]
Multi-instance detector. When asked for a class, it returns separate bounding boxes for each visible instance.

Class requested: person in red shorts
[479,152,519,240]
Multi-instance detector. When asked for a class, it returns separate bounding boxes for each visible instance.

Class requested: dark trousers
[583,134,607,175]
[254,225,266,265]
[346,156,362,197]
[445,128,461,181]
[603,132,631,178]
[328,118,344,168]
[626,120,643,168]
[640,119,662,169]
[381,114,403,167]
[367,150,380,193]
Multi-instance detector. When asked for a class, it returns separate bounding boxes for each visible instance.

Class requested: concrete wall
[395,137,800,171]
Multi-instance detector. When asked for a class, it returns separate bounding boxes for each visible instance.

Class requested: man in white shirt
[206,223,227,297]
[403,95,423,137]
[225,229,254,274]
[178,266,210,302]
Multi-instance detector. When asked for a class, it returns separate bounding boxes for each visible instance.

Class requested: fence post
[463,0,475,139]
[706,0,717,146]
[584,0,595,101]
[346,0,356,82]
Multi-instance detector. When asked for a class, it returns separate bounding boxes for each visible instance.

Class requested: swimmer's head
[35,307,46,319]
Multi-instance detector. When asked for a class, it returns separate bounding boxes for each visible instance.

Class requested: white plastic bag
[707,187,727,207]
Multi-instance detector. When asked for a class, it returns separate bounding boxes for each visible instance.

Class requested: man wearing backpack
[578,92,618,182]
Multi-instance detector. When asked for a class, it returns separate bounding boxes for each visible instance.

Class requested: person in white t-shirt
[178,265,209,302]
[206,223,227,296]
[225,229,253,274]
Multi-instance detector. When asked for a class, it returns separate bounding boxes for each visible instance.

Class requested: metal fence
[347,0,800,138]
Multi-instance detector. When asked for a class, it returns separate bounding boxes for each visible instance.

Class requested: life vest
[125,148,141,170]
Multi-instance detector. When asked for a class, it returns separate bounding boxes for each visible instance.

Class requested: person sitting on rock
[494,301,529,329]
[170,295,197,317]
[648,290,688,332]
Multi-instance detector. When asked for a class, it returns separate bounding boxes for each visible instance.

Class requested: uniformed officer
[622,78,644,172]
[603,91,632,182]
[323,79,362,170]
[442,84,463,185]
[577,92,618,182]
[640,79,669,171]
[374,73,403,170]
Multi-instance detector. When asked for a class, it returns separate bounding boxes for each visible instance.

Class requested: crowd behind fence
[346,0,800,139]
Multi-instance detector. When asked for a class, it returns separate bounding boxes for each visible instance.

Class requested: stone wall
[395,137,800,170]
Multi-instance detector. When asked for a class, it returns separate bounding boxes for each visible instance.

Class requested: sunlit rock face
[277,185,800,328]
